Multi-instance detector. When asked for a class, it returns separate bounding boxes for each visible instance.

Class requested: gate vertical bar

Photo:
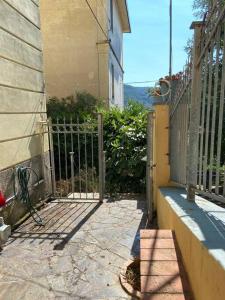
[63,117,68,194]
[91,132,95,199]
[77,117,82,199]
[48,118,56,196]
[98,113,104,202]
[103,151,106,198]
[146,112,154,222]
[56,117,62,197]
[187,21,203,201]
[84,131,88,199]
[70,152,75,195]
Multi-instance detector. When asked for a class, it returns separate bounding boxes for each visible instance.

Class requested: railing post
[98,113,104,202]
[103,151,106,197]
[146,112,154,222]
[187,21,204,201]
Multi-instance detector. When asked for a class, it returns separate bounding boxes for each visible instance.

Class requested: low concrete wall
[157,187,225,300]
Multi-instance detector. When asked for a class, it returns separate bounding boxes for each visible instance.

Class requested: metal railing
[169,1,225,204]
[170,58,192,186]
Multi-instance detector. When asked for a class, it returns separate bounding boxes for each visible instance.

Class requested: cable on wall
[85,0,125,73]
[85,0,108,40]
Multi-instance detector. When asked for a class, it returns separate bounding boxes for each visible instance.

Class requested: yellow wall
[40,0,109,102]
[153,104,170,208]
[157,189,225,300]
[153,104,225,300]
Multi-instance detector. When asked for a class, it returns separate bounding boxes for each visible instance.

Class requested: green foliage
[47,92,101,192]
[192,0,225,18]
[184,38,193,56]
[193,0,209,18]
[102,100,150,193]
[47,93,150,194]
[47,91,103,122]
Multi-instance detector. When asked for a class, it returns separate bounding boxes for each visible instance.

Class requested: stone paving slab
[0,197,147,300]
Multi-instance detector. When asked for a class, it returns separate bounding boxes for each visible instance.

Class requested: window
[111,64,115,102]
[110,0,113,32]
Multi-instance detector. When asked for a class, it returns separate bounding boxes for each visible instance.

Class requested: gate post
[187,21,203,201]
[38,118,52,198]
[152,105,170,209]
[146,112,154,222]
[98,113,104,202]
[48,118,56,196]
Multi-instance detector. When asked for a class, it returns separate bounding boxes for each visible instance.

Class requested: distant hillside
[124,84,153,107]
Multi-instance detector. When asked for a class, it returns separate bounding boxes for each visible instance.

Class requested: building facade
[0,0,50,224]
[40,0,130,108]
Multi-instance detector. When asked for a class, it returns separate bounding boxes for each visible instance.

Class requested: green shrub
[47,91,103,122]
[47,93,150,194]
[102,100,149,193]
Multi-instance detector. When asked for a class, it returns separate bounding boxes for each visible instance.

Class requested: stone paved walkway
[0,196,147,300]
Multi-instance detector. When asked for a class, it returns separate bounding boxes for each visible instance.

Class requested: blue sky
[124,0,195,87]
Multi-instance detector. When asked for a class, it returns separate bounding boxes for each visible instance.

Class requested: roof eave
[116,0,131,33]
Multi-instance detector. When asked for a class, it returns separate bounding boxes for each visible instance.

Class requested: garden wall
[153,104,225,300]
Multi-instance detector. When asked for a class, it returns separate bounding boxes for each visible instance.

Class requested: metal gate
[47,114,104,202]
[146,112,154,221]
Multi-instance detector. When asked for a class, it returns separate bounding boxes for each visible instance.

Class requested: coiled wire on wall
[16,167,44,226]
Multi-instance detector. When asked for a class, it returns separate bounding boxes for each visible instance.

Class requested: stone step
[140,230,192,300]
[141,229,173,239]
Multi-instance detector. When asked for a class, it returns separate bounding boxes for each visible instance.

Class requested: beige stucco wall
[40,0,127,107]
[0,0,48,171]
[40,0,110,103]
[0,0,50,224]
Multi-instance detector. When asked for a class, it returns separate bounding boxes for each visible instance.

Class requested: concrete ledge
[157,187,225,300]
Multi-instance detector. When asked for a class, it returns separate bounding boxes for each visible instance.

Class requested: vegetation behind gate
[47,92,150,194]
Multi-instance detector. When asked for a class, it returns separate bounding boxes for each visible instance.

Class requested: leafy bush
[47,92,101,192]
[47,91,103,122]
[102,100,149,193]
[47,93,150,194]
